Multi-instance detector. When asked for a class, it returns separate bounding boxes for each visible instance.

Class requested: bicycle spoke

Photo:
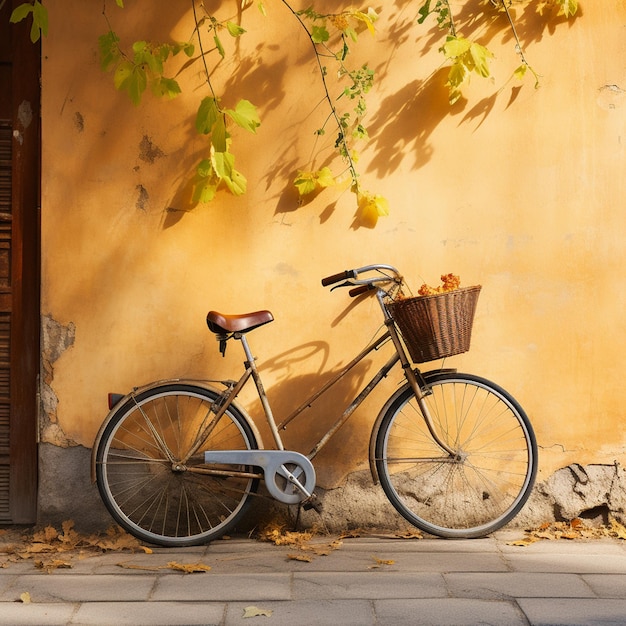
[376,373,536,538]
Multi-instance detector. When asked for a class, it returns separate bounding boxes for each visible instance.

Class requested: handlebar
[321,264,402,297]
[321,270,357,287]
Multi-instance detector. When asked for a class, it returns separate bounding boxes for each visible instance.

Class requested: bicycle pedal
[302,494,323,513]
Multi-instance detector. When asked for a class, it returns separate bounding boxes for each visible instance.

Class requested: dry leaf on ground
[243,605,273,618]
[508,517,626,546]
[0,520,154,569]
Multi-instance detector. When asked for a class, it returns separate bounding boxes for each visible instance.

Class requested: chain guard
[203,449,316,505]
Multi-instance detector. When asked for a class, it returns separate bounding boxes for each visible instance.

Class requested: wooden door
[0,1,41,524]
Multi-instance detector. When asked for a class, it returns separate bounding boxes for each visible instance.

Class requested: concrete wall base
[36,444,626,536]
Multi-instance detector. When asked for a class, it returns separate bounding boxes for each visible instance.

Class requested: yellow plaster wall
[41,1,626,487]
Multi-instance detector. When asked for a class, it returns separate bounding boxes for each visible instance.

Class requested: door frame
[5,2,41,524]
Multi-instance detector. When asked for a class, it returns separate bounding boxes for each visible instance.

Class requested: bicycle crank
[203,450,316,505]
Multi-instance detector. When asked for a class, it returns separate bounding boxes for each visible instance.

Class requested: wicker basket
[387,286,481,363]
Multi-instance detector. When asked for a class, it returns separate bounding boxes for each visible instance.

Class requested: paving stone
[71,601,225,625]
[444,572,596,599]
[151,572,291,602]
[504,552,626,574]
[0,602,77,625]
[581,574,626,598]
[518,598,626,625]
[0,574,156,603]
[292,571,447,600]
[224,599,376,626]
[374,598,528,625]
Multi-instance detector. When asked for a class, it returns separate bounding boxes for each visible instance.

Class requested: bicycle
[92,264,538,547]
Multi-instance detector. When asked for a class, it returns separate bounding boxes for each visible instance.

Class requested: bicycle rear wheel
[375,372,537,538]
[95,383,259,547]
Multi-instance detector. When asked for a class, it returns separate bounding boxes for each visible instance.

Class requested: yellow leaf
[243,605,273,618]
[357,191,389,228]
[372,557,394,566]
[287,553,312,562]
[20,592,31,604]
[166,561,211,573]
[609,518,626,540]
[507,536,540,547]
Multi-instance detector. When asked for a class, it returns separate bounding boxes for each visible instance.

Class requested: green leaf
[226,21,246,37]
[99,31,121,72]
[172,41,195,58]
[214,34,225,58]
[225,100,260,133]
[113,61,134,90]
[9,3,33,24]
[197,158,213,178]
[315,167,335,188]
[294,171,317,196]
[196,97,220,135]
[557,0,578,17]
[153,77,181,99]
[116,0,124,7]
[258,2,267,17]
[211,115,228,152]
[194,180,217,203]
[33,1,48,36]
[513,64,528,80]
[213,151,246,195]
[127,67,147,106]
[443,36,471,59]
[311,25,330,44]
[468,42,492,78]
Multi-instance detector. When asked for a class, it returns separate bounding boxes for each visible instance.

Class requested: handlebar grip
[349,284,375,298]
[321,270,355,286]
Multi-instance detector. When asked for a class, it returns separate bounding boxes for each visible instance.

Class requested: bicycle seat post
[237,332,285,451]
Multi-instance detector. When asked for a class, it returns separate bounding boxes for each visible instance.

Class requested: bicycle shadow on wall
[245,340,380,487]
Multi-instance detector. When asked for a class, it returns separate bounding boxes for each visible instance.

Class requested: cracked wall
[40,314,77,447]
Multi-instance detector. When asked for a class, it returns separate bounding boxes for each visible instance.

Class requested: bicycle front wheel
[95,383,259,547]
[375,372,537,538]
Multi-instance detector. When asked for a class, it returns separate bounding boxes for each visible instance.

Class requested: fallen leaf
[116,562,163,571]
[610,518,626,540]
[287,553,312,562]
[371,556,394,567]
[166,561,211,573]
[243,605,273,618]
[19,592,31,604]
[34,559,72,572]
[395,529,423,539]
[507,536,540,547]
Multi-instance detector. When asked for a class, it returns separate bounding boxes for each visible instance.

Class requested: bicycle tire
[375,372,537,538]
[95,383,259,547]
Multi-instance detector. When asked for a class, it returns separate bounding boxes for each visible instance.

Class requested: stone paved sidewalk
[0,530,625,625]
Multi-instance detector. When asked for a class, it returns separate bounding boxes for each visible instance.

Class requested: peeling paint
[73,111,85,133]
[135,184,149,211]
[40,315,78,446]
[597,83,625,110]
[17,100,33,129]
[138,135,164,164]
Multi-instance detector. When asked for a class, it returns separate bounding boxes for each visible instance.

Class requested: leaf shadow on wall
[365,1,582,178]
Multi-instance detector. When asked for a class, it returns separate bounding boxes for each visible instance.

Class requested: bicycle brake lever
[330,280,357,292]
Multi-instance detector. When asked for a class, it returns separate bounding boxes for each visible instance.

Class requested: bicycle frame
[182,287,457,469]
